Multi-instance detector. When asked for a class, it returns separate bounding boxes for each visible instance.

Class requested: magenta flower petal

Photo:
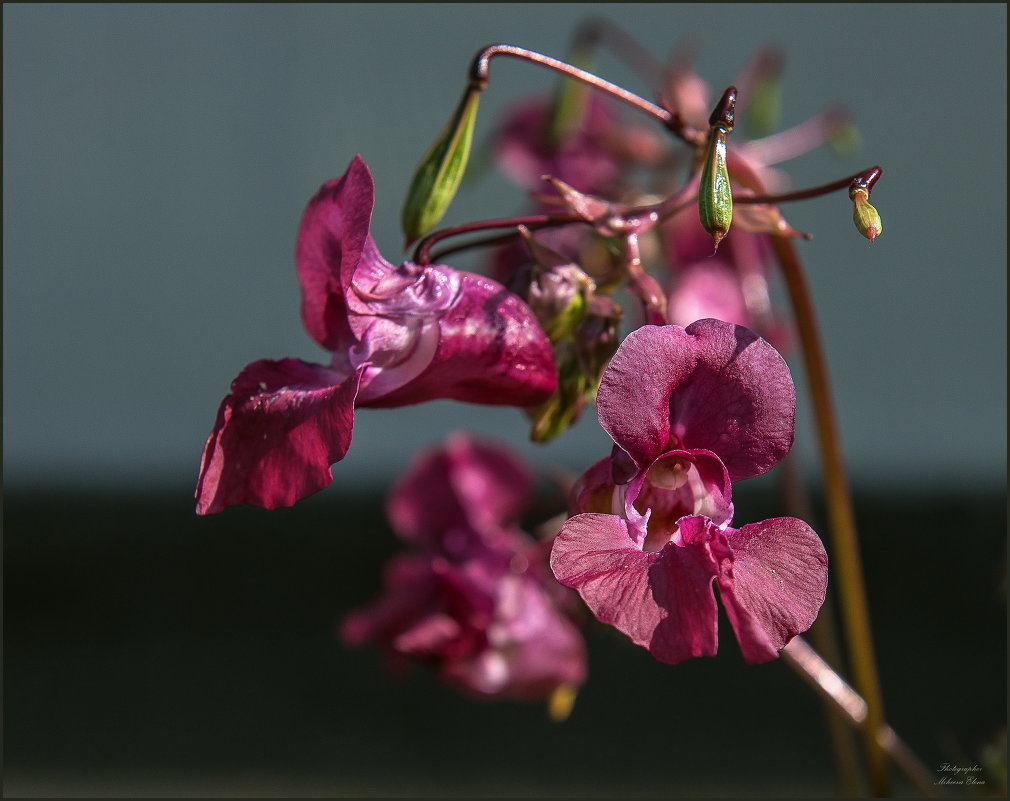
[365,272,557,408]
[386,432,534,554]
[596,320,795,480]
[295,154,374,351]
[195,358,364,515]
[715,516,829,662]
[550,512,721,665]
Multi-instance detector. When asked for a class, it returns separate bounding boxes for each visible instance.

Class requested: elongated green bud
[401,85,481,246]
[698,86,736,251]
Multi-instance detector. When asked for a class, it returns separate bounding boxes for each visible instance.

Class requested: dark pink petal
[365,272,557,408]
[597,321,795,480]
[386,432,534,553]
[716,516,828,662]
[550,513,721,665]
[674,318,795,478]
[195,358,363,515]
[596,325,696,468]
[295,155,375,350]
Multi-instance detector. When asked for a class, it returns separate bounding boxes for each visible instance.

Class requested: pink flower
[551,321,827,665]
[195,157,556,514]
[342,434,586,700]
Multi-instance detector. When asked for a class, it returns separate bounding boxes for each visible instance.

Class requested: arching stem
[469,44,692,141]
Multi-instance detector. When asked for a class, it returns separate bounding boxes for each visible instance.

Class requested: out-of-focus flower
[342,433,587,701]
[551,322,827,665]
[195,156,556,515]
[493,93,663,197]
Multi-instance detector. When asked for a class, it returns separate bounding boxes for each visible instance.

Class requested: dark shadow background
[3,3,1007,798]
[4,483,1006,797]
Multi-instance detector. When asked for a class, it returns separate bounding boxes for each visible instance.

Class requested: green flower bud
[528,265,592,343]
[401,86,481,245]
[851,189,882,242]
[519,226,595,343]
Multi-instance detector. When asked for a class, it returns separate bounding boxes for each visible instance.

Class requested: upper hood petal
[596,320,795,480]
[295,154,375,351]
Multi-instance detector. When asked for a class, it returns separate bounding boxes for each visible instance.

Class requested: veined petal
[673,318,795,478]
[365,273,557,408]
[550,512,720,665]
[596,325,696,468]
[597,321,795,480]
[195,358,364,514]
[716,516,828,662]
[295,155,375,351]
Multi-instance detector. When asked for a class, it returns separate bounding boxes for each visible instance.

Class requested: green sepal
[401,86,481,245]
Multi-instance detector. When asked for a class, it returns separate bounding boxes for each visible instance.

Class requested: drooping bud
[849,167,883,242]
[698,86,737,251]
[401,85,481,246]
[851,191,882,242]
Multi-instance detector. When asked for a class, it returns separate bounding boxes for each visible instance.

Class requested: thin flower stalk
[771,232,891,795]
[782,637,938,797]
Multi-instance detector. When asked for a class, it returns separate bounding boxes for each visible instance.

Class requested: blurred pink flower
[342,434,587,700]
